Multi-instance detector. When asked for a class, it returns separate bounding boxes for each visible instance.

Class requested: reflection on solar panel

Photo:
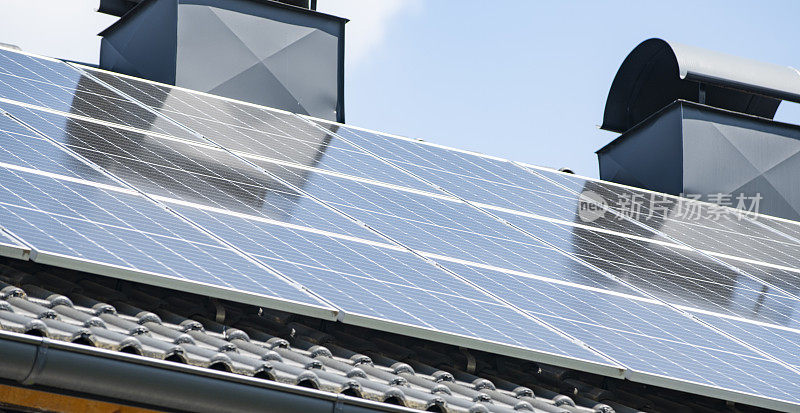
[0,103,334,318]
[81,66,435,192]
[0,49,198,142]
[529,165,800,273]
[0,164,331,312]
[1,46,800,410]
[0,102,621,370]
[302,120,800,410]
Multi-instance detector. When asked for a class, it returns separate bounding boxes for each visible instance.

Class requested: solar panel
[0,113,335,318]
[0,94,622,375]
[0,165,331,309]
[248,125,794,320]
[252,161,636,292]
[78,65,435,192]
[315,121,665,240]
[290,121,800,410]
[695,314,800,367]
[313,119,800,297]
[175,136,800,407]
[0,47,199,143]
[435,261,800,408]
[758,215,800,248]
[0,110,118,186]
[529,165,800,275]
[493,213,800,325]
[2,103,383,242]
[85,63,799,318]
[304,121,800,304]
[718,256,800,295]
[1,50,799,410]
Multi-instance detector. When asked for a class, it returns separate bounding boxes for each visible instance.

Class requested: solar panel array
[1,46,800,411]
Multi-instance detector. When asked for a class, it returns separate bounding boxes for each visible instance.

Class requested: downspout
[0,331,418,413]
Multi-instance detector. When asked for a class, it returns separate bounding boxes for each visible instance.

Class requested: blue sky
[321,1,800,177]
[2,1,799,178]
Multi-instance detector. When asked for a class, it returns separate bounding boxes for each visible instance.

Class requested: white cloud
[317,0,421,67]
[0,0,116,64]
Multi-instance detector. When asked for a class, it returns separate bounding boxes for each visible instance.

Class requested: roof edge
[0,330,417,413]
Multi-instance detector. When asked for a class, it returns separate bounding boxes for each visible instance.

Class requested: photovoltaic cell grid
[2,103,383,243]
[531,166,800,274]
[0,107,331,312]
[171,202,624,368]
[232,155,800,403]
[0,111,118,186]
[75,67,800,406]
[305,122,800,323]
[2,48,800,409]
[294,121,800,408]
[0,93,620,370]
[715,258,800,305]
[83,63,800,331]
[0,49,200,143]
[441,260,800,404]
[73,62,800,402]
[326,124,668,241]
[0,165,326,307]
[498,213,800,326]
[81,62,800,404]
[324,120,800,290]
[81,66,436,193]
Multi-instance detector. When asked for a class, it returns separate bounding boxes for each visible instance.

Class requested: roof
[601,38,800,133]
[1,44,799,413]
[0,256,754,413]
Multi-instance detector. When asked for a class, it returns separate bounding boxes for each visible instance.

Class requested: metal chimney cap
[601,38,800,133]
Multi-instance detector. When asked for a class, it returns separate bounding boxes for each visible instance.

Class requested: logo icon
[577,190,607,222]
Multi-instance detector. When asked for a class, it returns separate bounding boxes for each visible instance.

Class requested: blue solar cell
[325,122,800,296]
[695,314,800,367]
[0,93,619,371]
[551,319,800,406]
[15,60,800,409]
[0,111,118,185]
[81,67,435,192]
[0,164,330,311]
[4,104,385,243]
[530,166,800,274]
[307,124,800,327]
[0,49,199,141]
[717,258,800,301]
[252,161,634,294]
[0,95,621,371]
[758,216,800,250]
[489,211,800,326]
[437,260,800,405]
[166,202,617,367]
[319,124,666,239]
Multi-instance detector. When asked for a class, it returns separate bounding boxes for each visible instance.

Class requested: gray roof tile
[0,257,762,413]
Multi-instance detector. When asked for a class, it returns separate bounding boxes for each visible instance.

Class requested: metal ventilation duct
[601,38,800,133]
[597,39,800,221]
[98,0,344,122]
